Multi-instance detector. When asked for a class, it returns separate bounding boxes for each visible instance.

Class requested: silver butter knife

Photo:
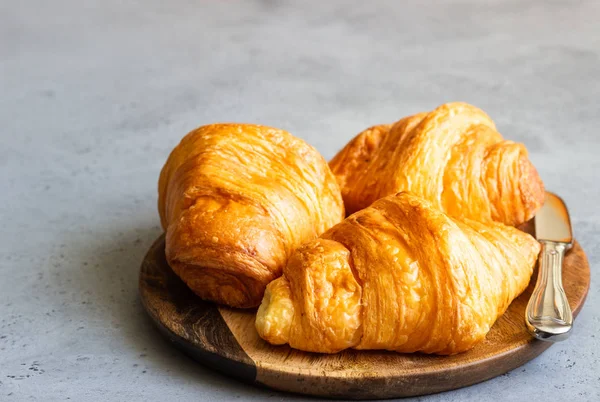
[525,192,573,342]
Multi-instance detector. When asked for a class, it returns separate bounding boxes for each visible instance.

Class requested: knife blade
[525,192,574,342]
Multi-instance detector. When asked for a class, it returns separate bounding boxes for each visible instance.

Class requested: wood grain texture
[139,235,256,382]
[139,229,590,400]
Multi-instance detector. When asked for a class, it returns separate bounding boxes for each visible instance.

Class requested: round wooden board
[139,234,590,400]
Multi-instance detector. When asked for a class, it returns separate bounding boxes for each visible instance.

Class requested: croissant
[158,124,344,308]
[330,102,545,226]
[256,192,540,354]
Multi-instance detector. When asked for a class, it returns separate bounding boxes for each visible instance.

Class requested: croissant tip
[518,154,546,221]
[166,252,267,308]
[256,277,293,345]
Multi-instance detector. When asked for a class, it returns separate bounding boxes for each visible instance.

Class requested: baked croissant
[330,102,545,226]
[159,124,344,308]
[256,192,540,354]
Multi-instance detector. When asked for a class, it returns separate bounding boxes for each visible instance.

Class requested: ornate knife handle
[525,241,573,342]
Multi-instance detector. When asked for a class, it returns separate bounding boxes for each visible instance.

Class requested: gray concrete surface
[1,0,599,401]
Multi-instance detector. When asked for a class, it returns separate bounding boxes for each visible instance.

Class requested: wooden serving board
[139,234,590,399]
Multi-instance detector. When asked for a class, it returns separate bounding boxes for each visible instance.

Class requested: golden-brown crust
[329,102,545,225]
[329,124,391,204]
[159,124,344,308]
[518,153,545,223]
[255,192,541,354]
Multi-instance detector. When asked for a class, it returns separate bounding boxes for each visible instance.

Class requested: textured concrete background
[1,0,598,401]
